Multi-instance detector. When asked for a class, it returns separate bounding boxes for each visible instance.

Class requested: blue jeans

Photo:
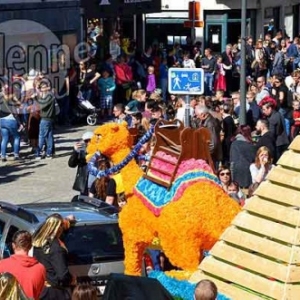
[38,119,54,156]
[204,72,214,96]
[0,118,20,157]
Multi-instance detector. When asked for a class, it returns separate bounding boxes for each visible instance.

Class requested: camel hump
[144,120,215,189]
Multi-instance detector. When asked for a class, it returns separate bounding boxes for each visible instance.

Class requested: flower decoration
[86,122,240,277]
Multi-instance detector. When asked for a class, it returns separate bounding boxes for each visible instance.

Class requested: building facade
[0,0,81,53]
[145,0,300,51]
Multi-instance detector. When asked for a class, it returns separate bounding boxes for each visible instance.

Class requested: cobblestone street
[0,125,97,205]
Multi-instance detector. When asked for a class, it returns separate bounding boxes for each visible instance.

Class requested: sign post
[168,68,204,127]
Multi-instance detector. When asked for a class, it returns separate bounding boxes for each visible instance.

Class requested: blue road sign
[168,68,204,95]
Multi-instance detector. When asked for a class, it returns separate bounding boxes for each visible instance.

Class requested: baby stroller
[76,91,99,126]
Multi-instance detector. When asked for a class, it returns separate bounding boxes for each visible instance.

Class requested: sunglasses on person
[219,171,231,176]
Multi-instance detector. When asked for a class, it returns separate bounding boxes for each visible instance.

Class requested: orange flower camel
[87,122,240,276]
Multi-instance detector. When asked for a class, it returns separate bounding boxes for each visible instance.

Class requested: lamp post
[239,0,247,125]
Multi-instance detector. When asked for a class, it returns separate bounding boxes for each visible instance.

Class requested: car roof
[20,201,119,225]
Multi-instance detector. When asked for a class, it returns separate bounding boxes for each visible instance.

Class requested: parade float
[87,120,240,299]
[88,120,300,299]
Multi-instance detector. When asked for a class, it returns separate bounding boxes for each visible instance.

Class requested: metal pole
[239,0,247,125]
[184,95,190,127]
[133,15,137,41]
[191,0,196,44]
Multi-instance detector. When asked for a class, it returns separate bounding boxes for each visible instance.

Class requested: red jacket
[114,63,133,85]
[0,254,46,300]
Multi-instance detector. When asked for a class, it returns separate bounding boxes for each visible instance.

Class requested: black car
[0,196,124,296]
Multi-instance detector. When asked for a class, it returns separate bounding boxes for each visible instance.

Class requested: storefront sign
[83,0,161,18]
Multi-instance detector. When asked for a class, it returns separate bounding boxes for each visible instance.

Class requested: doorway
[207,24,223,53]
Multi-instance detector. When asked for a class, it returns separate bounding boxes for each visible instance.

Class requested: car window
[0,220,5,258]
[3,225,19,258]
[64,224,124,265]
[0,220,5,238]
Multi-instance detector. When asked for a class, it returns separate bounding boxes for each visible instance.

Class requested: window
[3,225,19,258]
[0,220,5,237]
[64,224,124,265]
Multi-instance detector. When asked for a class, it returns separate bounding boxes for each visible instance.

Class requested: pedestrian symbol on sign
[173,75,181,89]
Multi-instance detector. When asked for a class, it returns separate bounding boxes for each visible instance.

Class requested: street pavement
[0,124,98,205]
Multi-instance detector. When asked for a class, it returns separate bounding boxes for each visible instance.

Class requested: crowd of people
[1,22,300,299]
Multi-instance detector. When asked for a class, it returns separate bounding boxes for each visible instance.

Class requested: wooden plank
[200,256,284,299]
[256,181,300,208]
[244,196,300,226]
[210,241,300,283]
[289,136,300,152]
[221,226,300,264]
[266,166,300,189]
[232,211,300,245]
[277,151,300,171]
[189,271,258,300]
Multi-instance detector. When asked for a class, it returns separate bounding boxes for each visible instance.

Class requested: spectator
[114,54,133,103]
[220,102,236,165]
[194,279,218,300]
[32,214,76,300]
[201,48,216,96]
[261,99,289,161]
[248,146,274,197]
[221,44,233,96]
[182,52,195,68]
[97,68,116,119]
[214,56,230,92]
[68,131,94,195]
[159,58,168,102]
[246,91,261,129]
[89,155,117,206]
[0,87,21,162]
[113,103,132,126]
[35,80,56,160]
[195,105,222,166]
[78,61,100,101]
[0,272,31,300]
[72,283,97,300]
[125,89,147,114]
[255,76,270,105]
[255,119,276,159]
[250,146,274,184]
[291,99,300,140]
[146,66,156,93]
[227,181,245,206]
[0,231,46,300]
[230,125,256,188]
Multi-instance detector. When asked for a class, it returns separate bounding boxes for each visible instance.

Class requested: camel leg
[119,196,157,275]
[159,226,201,271]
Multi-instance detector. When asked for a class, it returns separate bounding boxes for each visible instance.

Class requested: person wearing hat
[68,131,95,195]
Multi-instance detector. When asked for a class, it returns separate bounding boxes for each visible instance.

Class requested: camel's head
[87,122,133,160]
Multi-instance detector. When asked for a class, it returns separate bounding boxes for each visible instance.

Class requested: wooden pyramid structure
[190,136,300,300]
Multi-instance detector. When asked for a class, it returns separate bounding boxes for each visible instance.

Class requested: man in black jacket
[68,131,94,195]
[255,119,276,160]
[261,102,289,162]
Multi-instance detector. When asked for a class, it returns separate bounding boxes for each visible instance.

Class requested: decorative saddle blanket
[134,153,222,216]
